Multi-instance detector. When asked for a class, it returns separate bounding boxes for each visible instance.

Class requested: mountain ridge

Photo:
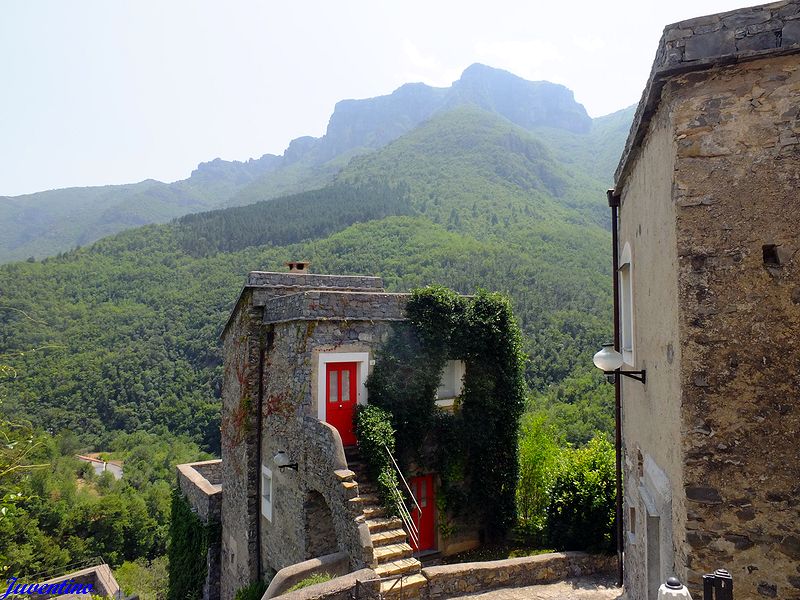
[0,64,626,263]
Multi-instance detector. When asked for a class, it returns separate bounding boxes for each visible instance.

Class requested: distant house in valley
[610,2,800,599]
[174,263,522,600]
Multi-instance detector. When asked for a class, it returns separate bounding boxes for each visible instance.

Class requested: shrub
[233,580,268,600]
[516,412,560,531]
[354,405,401,514]
[545,435,615,553]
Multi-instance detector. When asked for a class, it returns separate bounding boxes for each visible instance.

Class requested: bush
[545,435,615,553]
[516,412,560,531]
[354,405,401,515]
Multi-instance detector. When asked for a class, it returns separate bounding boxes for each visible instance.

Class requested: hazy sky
[1,0,757,196]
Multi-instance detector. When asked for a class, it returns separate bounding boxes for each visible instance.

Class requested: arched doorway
[304,490,338,559]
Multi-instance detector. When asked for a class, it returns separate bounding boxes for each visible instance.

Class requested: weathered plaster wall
[669,54,800,598]
[618,102,684,600]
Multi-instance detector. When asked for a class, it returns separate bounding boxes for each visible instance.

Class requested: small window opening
[629,506,636,535]
[762,244,781,266]
[261,466,273,521]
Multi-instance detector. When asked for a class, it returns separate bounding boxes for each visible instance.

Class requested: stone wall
[258,316,400,574]
[177,460,223,523]
[669,54,800,598]
[421,552,614,600]
[247,272,383,290]
[616,0,800,186]
[220,289,265,600]
[177,460,223,600]
[262,291,408,324]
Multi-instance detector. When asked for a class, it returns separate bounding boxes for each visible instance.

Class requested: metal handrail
[383,444,422,552]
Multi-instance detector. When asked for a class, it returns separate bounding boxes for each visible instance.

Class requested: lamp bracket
[608,369,646,384]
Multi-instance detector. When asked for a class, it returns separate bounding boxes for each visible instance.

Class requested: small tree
[545,435,616,553]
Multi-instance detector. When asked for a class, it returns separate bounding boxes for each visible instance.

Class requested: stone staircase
[343,447,426,599]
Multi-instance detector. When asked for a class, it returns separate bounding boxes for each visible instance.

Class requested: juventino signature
[1,578,93,598]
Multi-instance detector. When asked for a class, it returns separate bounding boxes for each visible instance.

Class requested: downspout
[607,189,623,588]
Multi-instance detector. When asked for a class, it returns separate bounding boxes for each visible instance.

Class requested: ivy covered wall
[364,286,526,539]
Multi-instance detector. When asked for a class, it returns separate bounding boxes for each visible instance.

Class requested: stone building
[611,2,800,599]
[177,266,481,600]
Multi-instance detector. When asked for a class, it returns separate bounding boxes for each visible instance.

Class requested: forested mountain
[0,69,636,579]
[0,64,627,263]
[1,101,632,454]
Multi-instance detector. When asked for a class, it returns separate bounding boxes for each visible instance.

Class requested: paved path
[448,576,622,600]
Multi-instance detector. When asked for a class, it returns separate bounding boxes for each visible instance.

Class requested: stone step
[358,492,380,504]
[380,573,427,598]
[342,481,359,491]
[362,505,387,518]
[374,542,413,563]
[334,469,356,482]
[370,528,407,546]
[347,461,368,474]
[366,516,403,533]
[374,557,421,578]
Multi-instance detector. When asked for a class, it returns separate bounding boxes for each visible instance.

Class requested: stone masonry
[177,460,223,600]
[613,2,800,599]
[217,270,414,600]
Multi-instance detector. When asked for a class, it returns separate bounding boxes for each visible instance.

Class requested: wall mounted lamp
[273,450,298,471]
[593,344,646,384]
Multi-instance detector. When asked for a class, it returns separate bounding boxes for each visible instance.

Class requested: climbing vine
[364,286,526,539]
[168,489,220,600]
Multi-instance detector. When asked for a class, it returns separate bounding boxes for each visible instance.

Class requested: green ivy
[354,405,401,515]
[365,286,526,539]
[167,489,219,600]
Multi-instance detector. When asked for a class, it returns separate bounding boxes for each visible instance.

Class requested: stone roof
[614,0,800,190]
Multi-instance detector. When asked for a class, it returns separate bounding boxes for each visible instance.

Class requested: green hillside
[0,106,621,454]
[0,65,627,264]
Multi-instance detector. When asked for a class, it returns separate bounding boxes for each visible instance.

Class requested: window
[436,360,465,407]
[261,465,273,521]
[619,243,634,365]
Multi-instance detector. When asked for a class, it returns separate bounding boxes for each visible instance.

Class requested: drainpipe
[607,189,623,588]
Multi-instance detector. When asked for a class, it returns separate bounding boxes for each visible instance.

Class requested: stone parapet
[615,0,800,186]
[262,291,409,325]
[177,460,223,524]
[265,569,378,600]
[264,552,350,599]
[420,552,615,600]
[247,271,384,290]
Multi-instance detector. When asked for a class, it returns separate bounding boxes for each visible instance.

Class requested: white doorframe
[316,352,370,422]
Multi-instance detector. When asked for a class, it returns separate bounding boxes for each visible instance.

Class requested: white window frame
[619,242,635,366]
[261,465,273,521]
[435,360,465,408]
[316,352,370,421]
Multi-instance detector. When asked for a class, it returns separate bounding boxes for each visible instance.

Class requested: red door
[410,474,436,552]
[326,362,358,446]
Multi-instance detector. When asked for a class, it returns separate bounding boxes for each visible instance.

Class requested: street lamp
[593,343,646,384]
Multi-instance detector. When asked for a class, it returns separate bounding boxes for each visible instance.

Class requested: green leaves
[367,286,526,539]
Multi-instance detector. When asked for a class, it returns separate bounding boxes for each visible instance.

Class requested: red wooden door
[410,474,436,552]
[326,362,358,446]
